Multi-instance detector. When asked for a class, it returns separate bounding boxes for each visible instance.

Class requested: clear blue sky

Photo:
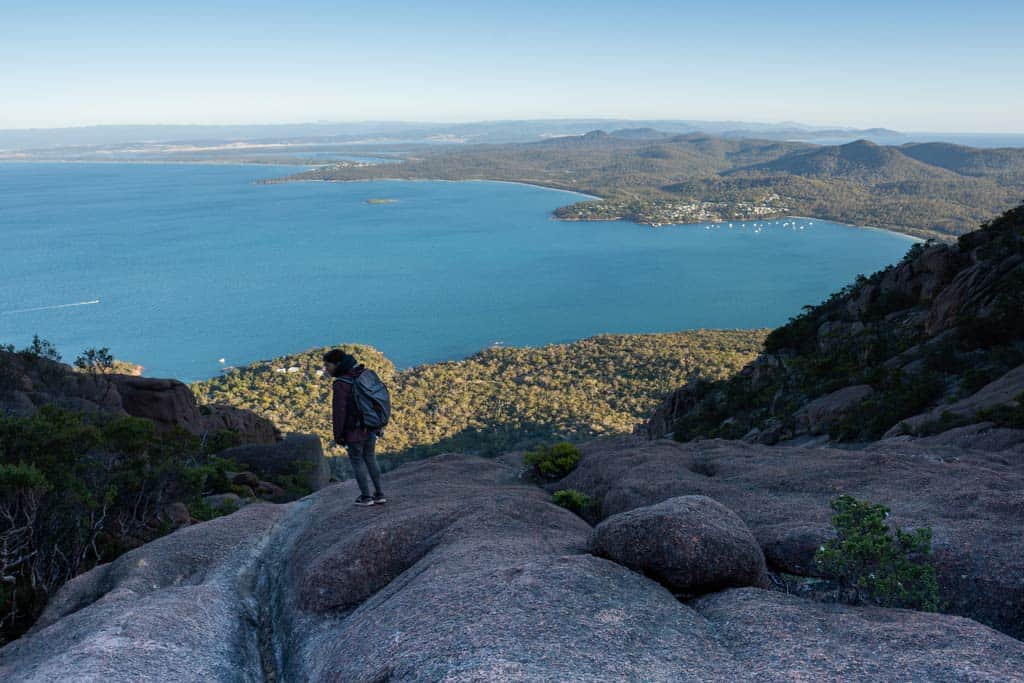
[3,1,1021,131]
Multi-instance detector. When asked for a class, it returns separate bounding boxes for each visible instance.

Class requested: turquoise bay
[0,163,916,382]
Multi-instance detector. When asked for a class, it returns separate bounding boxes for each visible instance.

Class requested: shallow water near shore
[0,163,917,381]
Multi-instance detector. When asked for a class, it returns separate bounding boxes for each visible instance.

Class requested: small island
[365,198,397,204]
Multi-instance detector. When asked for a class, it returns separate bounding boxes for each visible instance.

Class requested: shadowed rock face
[558,435,1024,640]
[591,495,767,595]
[885,363,1024,437]
[2,452,1022,681]
[220,433,330,492]
[0,350,280,444]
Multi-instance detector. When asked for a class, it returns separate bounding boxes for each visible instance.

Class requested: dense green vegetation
[193,330,765,460]
[815,495,939,611]
[672,204,1024,443]
[0,405,249,643]
[0,338,320,643]
[278,132,1024,240]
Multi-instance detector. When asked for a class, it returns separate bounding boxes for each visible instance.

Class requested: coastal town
[553,194,789,227]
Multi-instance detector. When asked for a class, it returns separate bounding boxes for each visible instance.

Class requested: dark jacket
[331,365,373,445]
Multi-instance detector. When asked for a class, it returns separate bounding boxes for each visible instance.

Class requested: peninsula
[272,131,1024,240]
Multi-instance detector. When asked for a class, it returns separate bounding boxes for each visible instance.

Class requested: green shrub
[814,495,939,611]
[552,489,595,516]
[523,442,581,480]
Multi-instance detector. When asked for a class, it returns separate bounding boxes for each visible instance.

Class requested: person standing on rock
[323,350,387,506]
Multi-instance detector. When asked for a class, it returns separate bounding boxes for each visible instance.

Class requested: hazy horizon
[0,117,1018,136]
[4,2,1021,133]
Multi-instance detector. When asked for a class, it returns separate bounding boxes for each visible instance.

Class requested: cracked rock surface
[2,451,1022,682]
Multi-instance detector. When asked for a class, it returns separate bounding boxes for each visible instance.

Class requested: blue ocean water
[0,163,917,382]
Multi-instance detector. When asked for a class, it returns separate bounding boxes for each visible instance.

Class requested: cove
[0,163,917,381]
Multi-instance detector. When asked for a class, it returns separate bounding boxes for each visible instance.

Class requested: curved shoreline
[271,172,924,241]
[264,174,602,201]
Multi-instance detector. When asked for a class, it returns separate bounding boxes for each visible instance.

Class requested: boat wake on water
[0,299,101,315]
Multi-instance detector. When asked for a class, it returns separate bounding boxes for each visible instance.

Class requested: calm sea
[0,163,917,381]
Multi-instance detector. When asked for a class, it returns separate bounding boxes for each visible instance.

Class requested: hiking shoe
[373,493,387,504]
[354,495,375,506]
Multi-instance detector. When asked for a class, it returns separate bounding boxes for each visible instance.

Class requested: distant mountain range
[2,118,1020,153]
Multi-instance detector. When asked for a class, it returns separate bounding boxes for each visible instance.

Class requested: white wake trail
[0,299,101,315]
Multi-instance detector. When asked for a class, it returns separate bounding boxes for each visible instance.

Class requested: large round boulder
[590,495,767,595]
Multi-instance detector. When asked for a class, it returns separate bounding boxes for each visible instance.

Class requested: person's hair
[323,349,357,373]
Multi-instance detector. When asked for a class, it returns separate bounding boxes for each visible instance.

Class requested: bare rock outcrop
[793,384,873,434]
[925,252,1023,334]
[895,421,1024,450]
[693,588,1024,681]
[4,451,1021,681]
[0,350,279,444]
[558,435,1024,639]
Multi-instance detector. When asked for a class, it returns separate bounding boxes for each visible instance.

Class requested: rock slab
[3,452,1023,682]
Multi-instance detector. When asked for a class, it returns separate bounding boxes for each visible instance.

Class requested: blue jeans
[347,435,383,497]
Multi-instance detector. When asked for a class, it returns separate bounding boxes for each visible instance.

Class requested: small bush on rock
[524,442,581,480]
[815,495,939,611]
[552,489,595,516]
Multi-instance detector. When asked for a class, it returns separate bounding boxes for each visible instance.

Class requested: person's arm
[332,379,350,445]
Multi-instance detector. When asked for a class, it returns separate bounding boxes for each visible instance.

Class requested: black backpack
[340,369,392,430]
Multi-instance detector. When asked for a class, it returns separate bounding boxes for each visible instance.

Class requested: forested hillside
[654,204,1024,444]
[276,133,1024,240]
[193,330,765,460]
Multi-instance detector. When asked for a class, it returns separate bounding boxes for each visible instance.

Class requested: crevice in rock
[237,499,314,682]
